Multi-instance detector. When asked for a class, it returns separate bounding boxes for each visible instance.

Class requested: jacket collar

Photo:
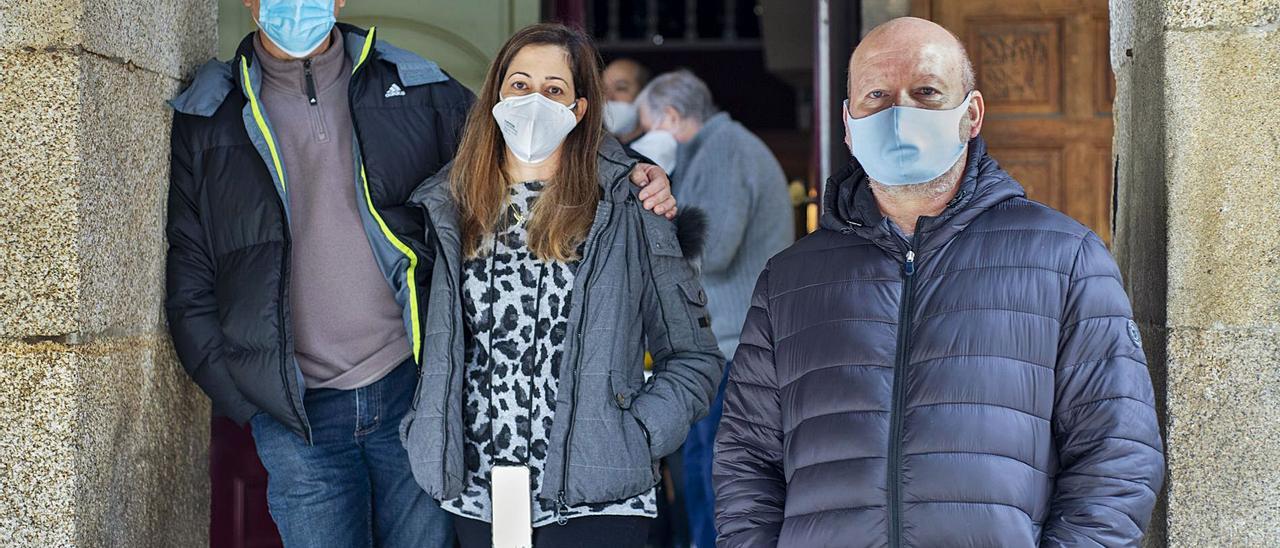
[338,23,448,86]
[168,59,234,116]
[170,23,447,117]
[237,23,448,87]
[820,136,1026,258]
[253,27,348,97]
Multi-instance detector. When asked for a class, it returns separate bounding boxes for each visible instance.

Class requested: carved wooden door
[912,0,1114,242]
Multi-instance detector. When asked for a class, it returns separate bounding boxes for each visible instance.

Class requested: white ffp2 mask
[630,130,679,175]
[604,100,639,135]
[491,93,579,164]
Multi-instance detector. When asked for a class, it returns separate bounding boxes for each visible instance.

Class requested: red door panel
[211,418,282,548]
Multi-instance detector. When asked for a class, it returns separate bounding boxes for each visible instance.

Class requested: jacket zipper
[348,31,423,366]
[303,59,329,141]
[303,59,318,105]
[278,221,309,443]
[411,213,443,414]
[888,242,917,548]
[555,180,622,524]
[288,60,315,435]
[439,219,457,490]
[242,55,310,443]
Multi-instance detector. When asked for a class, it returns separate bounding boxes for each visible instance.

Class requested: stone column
[0,2,215,546]
[1111,1,1280,545]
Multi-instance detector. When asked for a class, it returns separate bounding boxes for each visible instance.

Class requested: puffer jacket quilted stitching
[713,137,1164,548]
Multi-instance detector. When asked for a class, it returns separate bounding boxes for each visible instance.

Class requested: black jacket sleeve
[1041,232,1165,546]
[713,267,786,547]
[164,118,256,423]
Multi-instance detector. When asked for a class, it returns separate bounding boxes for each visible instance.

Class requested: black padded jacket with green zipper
[165,24,473,441]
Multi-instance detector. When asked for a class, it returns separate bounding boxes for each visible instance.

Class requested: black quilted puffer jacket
[713,138,1164,547]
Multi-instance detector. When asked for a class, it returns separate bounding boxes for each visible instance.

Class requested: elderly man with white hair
[633,69,794,548]
[713,17,1164,547]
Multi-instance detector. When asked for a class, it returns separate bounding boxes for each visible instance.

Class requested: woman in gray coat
[401,24,722,547]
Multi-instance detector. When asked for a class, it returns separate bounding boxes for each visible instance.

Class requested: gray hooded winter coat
[714,138,1164,547]
[402,137,724,510]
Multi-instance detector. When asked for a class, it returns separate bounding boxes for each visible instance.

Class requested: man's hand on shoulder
[630,163,678,219]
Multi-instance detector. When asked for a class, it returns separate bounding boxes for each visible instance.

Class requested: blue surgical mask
[845,92,973,185]
[258,0,336,59]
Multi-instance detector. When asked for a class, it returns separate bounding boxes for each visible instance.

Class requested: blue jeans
[251,359,452,548]
[682,360,731,548]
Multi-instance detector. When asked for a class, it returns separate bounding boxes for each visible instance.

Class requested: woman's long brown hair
[451,23,606,262]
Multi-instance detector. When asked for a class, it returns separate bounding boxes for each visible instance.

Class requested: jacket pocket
[609,370,639,410]
[620,409,661,486]
[676,279,718,350]
[644,218,685,258]
[609,371,661,485]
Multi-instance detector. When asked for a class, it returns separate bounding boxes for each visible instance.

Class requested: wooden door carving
[913,0,1115,243]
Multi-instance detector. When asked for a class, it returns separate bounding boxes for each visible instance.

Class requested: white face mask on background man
[491,92,580,164]
[629,129,678,175]
[605,100,639,135]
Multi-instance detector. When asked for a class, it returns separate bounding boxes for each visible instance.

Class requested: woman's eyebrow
[544,76,568,84]
[507,71,531,79]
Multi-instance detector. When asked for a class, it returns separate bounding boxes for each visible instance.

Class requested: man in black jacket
[713,17,1164,547]
[166,3,677,546]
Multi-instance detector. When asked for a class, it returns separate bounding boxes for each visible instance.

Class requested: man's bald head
[848,17,976,119]
[857,18,974,93]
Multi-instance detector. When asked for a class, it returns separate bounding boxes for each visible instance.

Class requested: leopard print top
[440,180,658,526]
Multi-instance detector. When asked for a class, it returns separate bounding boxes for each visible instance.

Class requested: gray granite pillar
[1111,0,1280,545]
[0,1,216,545]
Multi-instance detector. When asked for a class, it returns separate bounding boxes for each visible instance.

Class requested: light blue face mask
[845,92,973,185]
[258,0,336,59]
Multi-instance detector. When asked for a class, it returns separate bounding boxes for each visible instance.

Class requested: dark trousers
[453,515,651,548]
[682,360,732,548]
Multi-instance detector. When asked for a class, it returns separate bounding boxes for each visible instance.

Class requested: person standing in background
[603,58,652,143]
[635,69,795,548]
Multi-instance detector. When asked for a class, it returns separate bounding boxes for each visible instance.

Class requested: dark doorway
[568,0,822,237]
[210,419,282,548]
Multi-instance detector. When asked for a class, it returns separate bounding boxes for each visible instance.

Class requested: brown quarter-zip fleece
[255,30,411,390]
